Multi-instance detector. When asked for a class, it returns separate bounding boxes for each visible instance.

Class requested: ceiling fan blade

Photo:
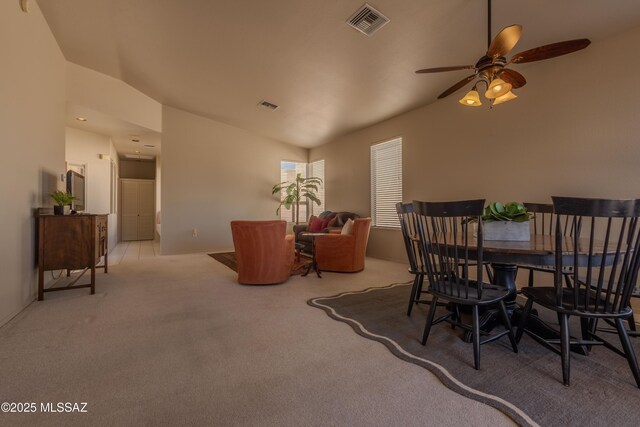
[487,24,522,58]
[415,65,475,74]
[499,68,526,89]
[437,75,477,99]
[510,39,591,64]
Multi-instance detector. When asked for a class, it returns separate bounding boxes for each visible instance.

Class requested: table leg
[301,237,321,278]
[462,263,588,355]
[302,260,312,277]
[312,237,321,278]
[461,263,517,342]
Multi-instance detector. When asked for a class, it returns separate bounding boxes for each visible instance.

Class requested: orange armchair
[315,218,372,273]
[230,220,294,285]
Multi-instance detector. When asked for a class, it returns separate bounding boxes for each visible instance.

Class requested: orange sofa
[315,218,372,273]
[230,220,294,285]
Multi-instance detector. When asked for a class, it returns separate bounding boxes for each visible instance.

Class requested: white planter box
[483,221,530,241]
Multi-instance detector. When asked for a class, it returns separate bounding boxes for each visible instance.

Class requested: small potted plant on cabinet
[481,201,531,241]
[50,190,75,215]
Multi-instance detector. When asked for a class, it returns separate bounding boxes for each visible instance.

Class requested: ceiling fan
[415,0,591,107]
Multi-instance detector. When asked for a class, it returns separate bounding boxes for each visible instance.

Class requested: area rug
[208,252,311,276]
[308,283,640,427]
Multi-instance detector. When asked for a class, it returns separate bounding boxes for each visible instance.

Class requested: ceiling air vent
[258,100,279,111]
[347,3,389,36]
[124,154,154,160]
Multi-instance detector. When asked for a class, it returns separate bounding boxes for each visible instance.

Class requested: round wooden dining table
[436,232,607,295]
[435,232,612,353]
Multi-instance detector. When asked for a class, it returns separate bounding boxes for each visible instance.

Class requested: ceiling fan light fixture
[493,90,518,105]
[485,78,512,99]
[415,0,591,110]
[459,88,482,107]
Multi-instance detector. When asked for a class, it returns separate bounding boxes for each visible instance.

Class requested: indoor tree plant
[50,190,75,215]
[272,173,322,224]
[480,201,532,241]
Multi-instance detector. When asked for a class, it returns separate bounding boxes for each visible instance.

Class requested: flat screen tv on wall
[66,170,86,212]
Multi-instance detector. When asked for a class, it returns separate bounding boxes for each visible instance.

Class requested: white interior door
[121,180,139,241]
[137,180,155,240]
[121,179,155,241]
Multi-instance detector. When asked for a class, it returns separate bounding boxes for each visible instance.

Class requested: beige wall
[120,159,156,179]
[0,1,66,324]
[155,155,162,237]
[67,62,162,133]
[310,26,640,263]
[65,127,119,247]
[161,106,307,254]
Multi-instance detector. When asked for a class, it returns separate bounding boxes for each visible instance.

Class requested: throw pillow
[307,215,317,231]
[320,217,331,230]
[309,216,325,232]
[341,218,355,235]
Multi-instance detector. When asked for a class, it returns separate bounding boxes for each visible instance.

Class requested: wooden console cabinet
[37,214,108,300]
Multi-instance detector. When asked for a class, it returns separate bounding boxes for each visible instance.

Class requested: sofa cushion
[341,218,355,235]
[306,215,316,231]
[321,217,331,229]
[309,216,324,232]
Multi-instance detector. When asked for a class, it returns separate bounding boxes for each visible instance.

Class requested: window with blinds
[279,161,307,223]
[370,138,402,228]
[309,159,325,216]
[278,160,326,223]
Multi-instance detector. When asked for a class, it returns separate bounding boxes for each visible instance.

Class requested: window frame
[308,159,325,217]
[370,137,403,229]
[278,160,308,223]
[278,159,326,223]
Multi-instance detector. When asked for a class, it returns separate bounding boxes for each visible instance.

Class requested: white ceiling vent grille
[123,154,154,160]
[258,100,279,111]
[347,4,389,36]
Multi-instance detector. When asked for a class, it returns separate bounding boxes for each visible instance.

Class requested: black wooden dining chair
[518,203,574,288]
[397,202,430,316]
[631,291,640,336]
[413,199,518,370]
[397,202,495,317]
[515,196,640,388]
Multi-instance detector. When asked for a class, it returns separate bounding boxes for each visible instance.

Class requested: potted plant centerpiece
[272,173,322,224]
[50,190,75,215]
[481,201,531,241]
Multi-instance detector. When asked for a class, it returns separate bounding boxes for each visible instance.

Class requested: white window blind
[371,138,402,228]
[279,161,307,223]
[309,160,325,216]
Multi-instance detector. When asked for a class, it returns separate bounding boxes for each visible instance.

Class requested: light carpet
[0,254,513,426]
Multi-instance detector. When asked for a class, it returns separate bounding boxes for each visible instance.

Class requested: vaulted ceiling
[38,0,640,148]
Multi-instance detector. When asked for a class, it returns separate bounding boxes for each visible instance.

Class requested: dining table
[434,232,617,354]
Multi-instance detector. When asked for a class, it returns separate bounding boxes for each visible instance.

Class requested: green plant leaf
[305,193,321,205]
[50,190,75,206]
[482,201,530,222]
[271,182,288,194]
[272,172,323,219]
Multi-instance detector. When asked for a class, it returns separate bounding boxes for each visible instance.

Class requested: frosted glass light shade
[493,90,518,105]
[485,78,512,99]
[459,89,482,107]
